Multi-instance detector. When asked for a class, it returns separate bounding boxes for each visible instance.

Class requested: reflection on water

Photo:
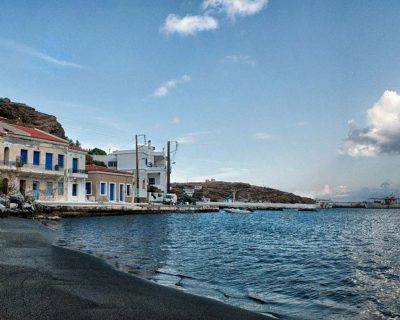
[56,209,400,320]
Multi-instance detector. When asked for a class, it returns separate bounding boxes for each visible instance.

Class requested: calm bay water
[55,209,400,319]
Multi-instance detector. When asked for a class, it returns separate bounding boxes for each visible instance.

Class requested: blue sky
[1,0,400,199]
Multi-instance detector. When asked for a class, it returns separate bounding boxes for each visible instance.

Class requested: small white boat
[223,208,253,214]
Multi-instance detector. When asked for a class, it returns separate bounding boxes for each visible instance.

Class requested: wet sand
[0,218,272,320]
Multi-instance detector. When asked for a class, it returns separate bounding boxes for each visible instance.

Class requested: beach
[0,217,270,320]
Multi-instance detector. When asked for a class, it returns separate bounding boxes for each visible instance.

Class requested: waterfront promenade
[0,218,271,320]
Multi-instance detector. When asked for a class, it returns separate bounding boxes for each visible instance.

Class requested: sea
[54,209,400,319]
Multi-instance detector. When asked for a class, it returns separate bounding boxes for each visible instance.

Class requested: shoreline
[0,217,274,320]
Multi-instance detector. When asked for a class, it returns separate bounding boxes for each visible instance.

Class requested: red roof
[86,164,133,176]
[10,124,67,144]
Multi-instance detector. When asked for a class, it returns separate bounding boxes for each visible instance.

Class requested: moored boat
[223,208,253,214]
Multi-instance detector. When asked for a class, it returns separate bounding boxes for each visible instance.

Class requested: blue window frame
[109,183,115,201]
[45,153,53,170]
[72,184,78,196]
[33,151,40,165]
[86,182,92,195]
[72,158,78,172]
[20,149,28,165]
[57,154,64,168]
[100,182,107,195]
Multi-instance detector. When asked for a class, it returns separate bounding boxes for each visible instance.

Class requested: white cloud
[162,14,218,36]
[222,54,256,66]
[203,0,268,18]
[296,121,309,127]
[0,38,84,69]
[340,90,400,157]
[171,116,181,124]
[175,131,210,144]
[253,132,272,140]
[152,74,191,97]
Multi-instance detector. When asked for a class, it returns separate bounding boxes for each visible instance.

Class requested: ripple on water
[55,209,400,320]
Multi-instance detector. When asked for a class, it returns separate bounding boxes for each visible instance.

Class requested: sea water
[55,209,400,319]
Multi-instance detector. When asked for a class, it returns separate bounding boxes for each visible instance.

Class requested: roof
[86,164,133,176]
[10,124,68,144]
[68,144,87,153]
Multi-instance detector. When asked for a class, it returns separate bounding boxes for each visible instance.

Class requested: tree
[88,147,107,156]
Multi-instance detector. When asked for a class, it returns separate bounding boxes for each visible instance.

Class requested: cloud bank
[340,90,400,157]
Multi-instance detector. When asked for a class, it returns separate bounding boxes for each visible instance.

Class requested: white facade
[93,140,167,201]
[66,148,88,202]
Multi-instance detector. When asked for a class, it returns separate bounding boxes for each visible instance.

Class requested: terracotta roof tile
[10,124,67,144]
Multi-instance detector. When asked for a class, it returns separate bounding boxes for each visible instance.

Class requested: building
[92,140,168,202]
[0,120,69,201]
[66,146,88,202]
[85,164,135,203]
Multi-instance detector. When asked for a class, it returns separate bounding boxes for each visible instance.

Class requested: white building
[92,140,168,202]
[66,146,88,202]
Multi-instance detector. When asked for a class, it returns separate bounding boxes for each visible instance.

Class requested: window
[45,153,53,170]
[72,158,78,172]
[86,182,92,195]
[58,154,65,168]
[126,184,132,196]
[100,182,107,195]
[20,149,28,165]
[72,184,78,196]
[148,178,156,185]
[46,182,53,196]
[58,181,64,196]
[33,151,40,165]
[108,161,117,167]
[142,180,146,189]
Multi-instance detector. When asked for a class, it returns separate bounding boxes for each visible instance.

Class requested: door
[109,183,115,201]
[72,158,78,173]
[4,147,9,164]
[45,153,53,170]
[119,184,125,202]
[19,180,26,196]
[32,181,39,200]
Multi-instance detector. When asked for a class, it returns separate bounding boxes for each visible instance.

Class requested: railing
[0,160,64,173]
[68,168,88,174]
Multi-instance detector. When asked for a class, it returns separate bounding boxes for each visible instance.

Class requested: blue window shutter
[20,149,28,164]
[45,153,53,170]
[58,155,64,168]
[33,151,40,165]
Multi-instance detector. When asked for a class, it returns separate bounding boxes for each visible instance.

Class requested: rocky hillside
[0,98,66,139]
[171,181,315,204]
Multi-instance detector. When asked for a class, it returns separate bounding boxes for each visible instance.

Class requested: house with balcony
[92,140,167,202]
[0,120,69,201]
[66,146,88,202]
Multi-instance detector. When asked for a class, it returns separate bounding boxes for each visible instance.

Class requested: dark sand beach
[0,218,270,320]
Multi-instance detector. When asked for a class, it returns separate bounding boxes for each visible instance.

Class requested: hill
[0,98,66,139]
[171,181,315,204]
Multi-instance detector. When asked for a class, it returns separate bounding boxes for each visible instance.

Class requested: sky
[1,0,400,200]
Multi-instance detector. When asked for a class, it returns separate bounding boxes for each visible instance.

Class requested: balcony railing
[0,160,64,173]
[68,168,88,174]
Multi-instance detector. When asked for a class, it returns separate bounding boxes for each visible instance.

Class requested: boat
[365,196,400,209]
[223,208,253,214]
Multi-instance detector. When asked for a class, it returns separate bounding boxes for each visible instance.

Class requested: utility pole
[135,135,140,203]
[166,141,171,193]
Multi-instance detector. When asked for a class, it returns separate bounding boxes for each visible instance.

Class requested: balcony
[0,160,65,176]
[67,168,88,177]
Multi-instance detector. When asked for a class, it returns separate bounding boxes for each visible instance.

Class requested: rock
[0,203,6,213]
[9,192,24,205]
[0,195,9,206]
[9,203,18,209]
[0,98,66,139]
[47,216,61,221]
